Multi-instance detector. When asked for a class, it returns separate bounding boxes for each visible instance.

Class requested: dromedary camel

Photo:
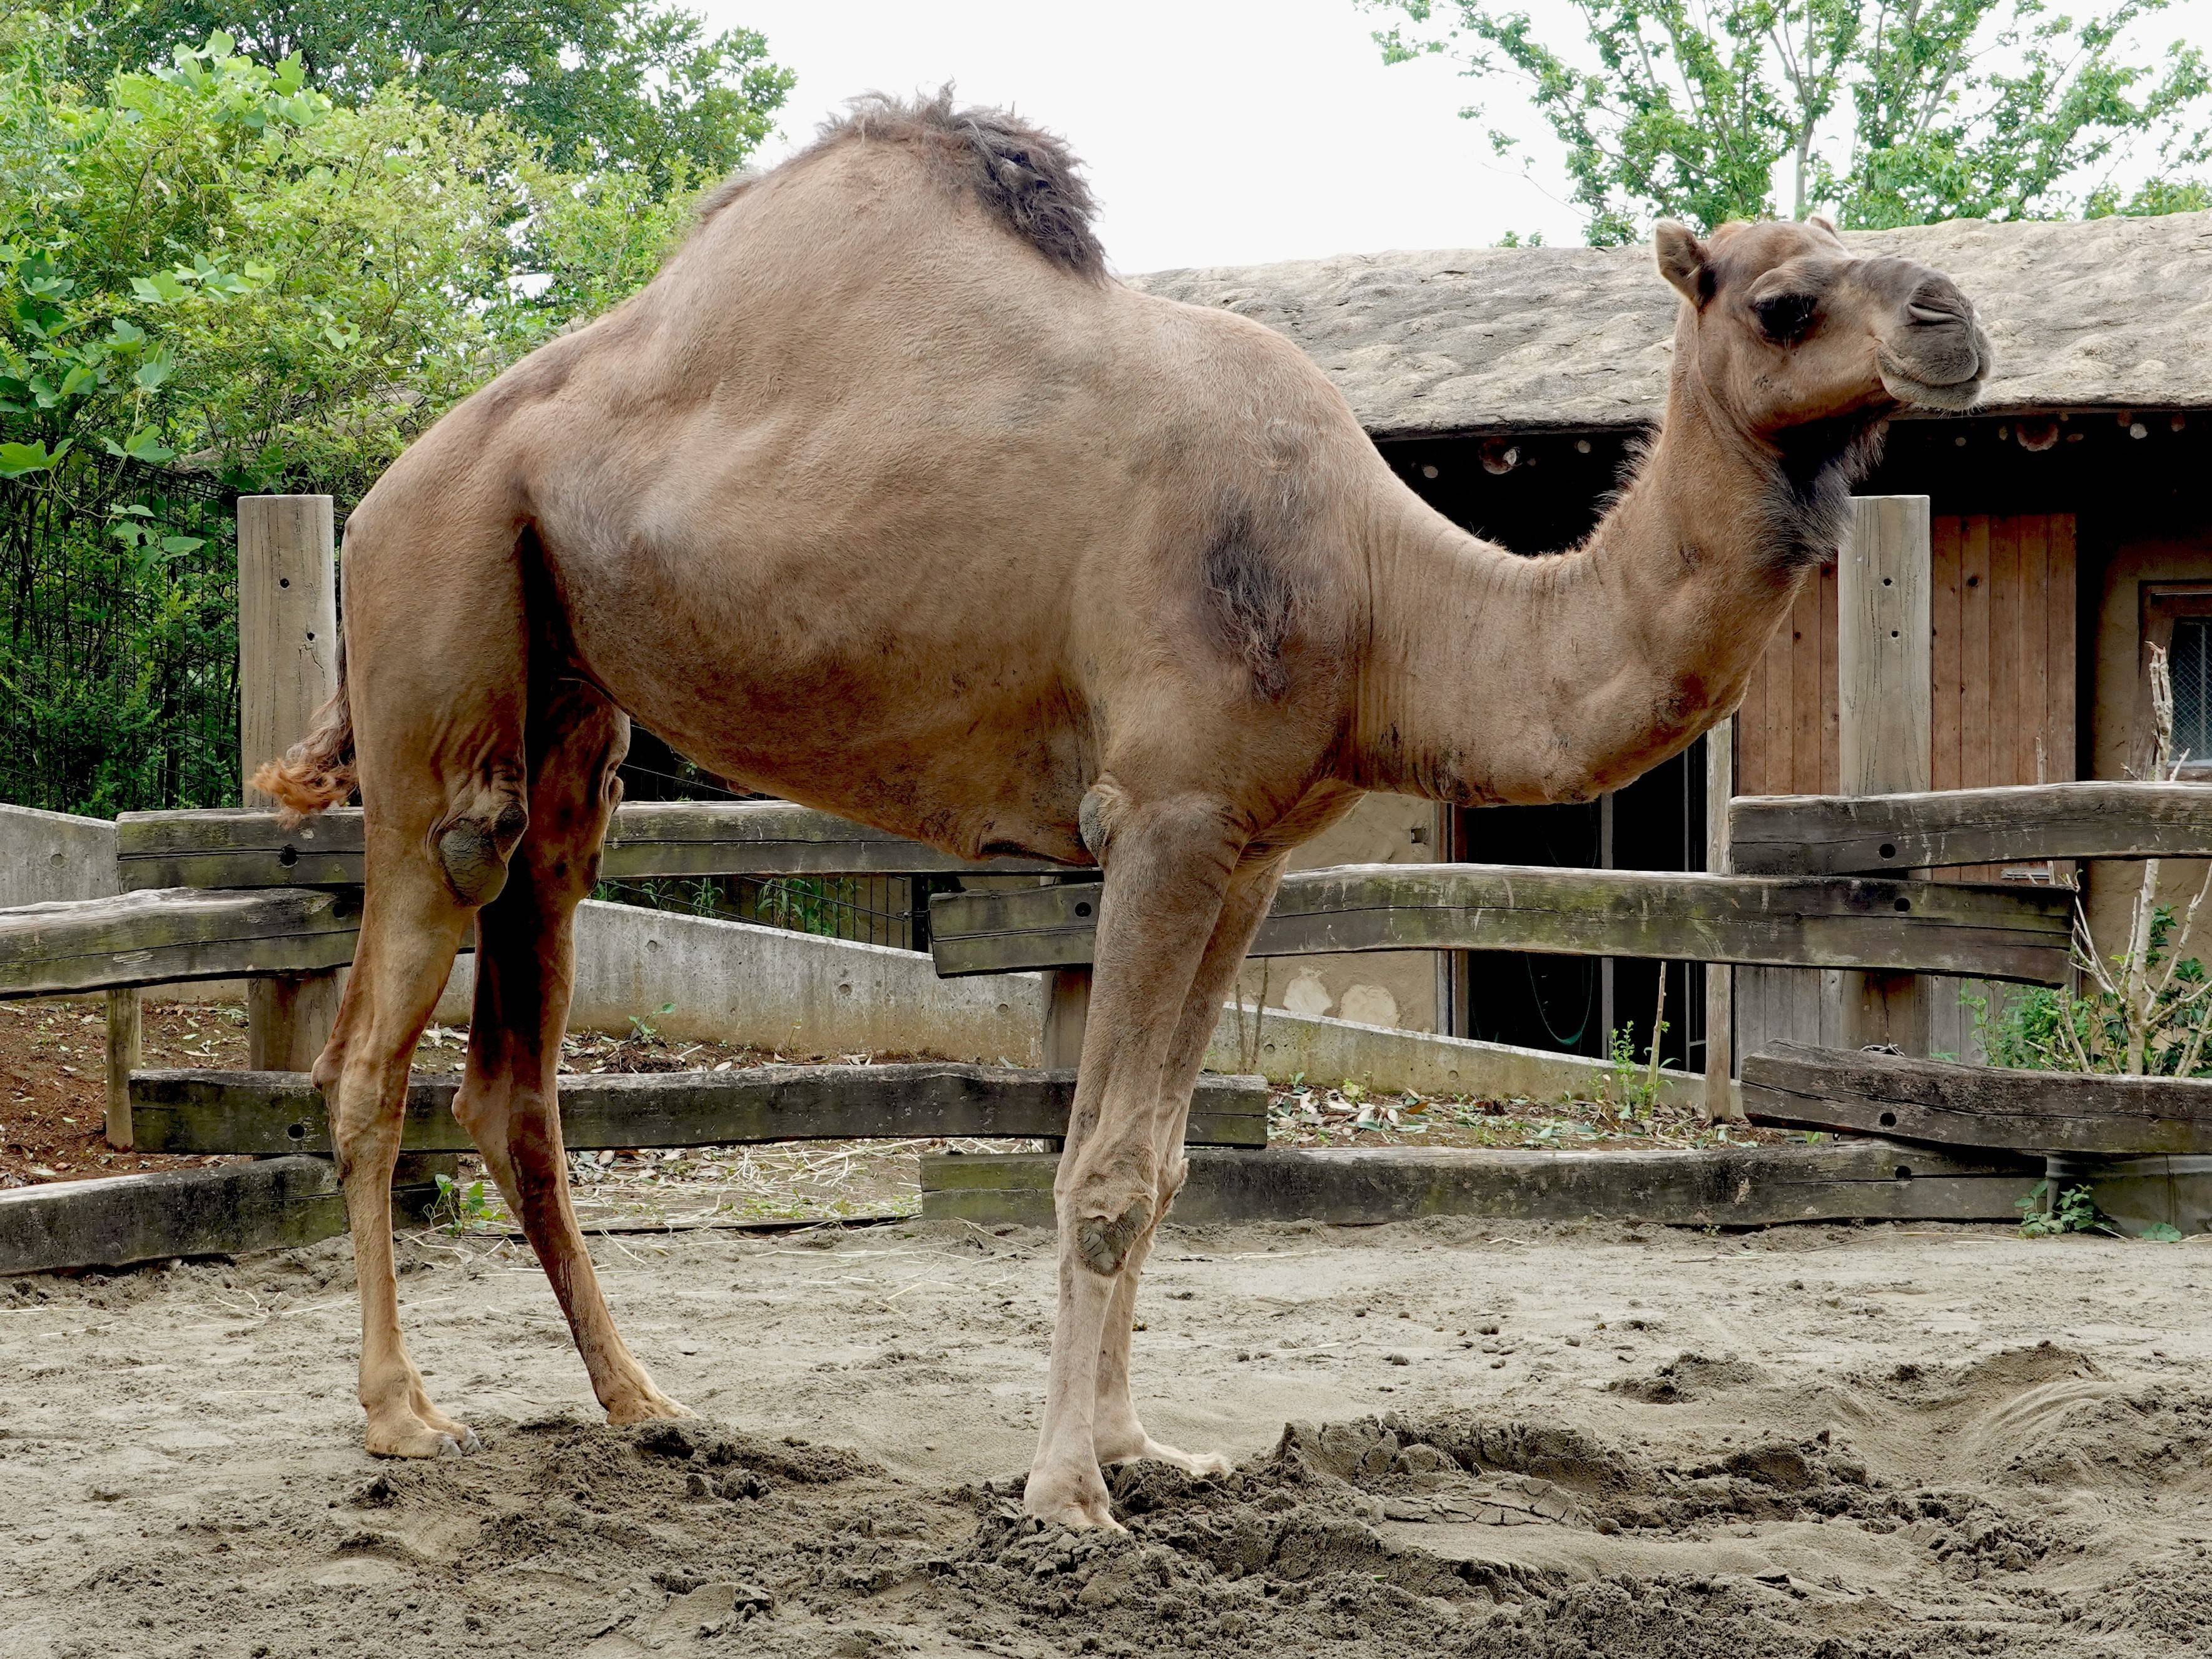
[256,92,1990,1528]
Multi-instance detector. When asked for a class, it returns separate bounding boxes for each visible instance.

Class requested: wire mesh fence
[0,460,240,816]
[593,873,958,951]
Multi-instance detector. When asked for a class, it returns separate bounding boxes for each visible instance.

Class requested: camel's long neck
[1347,368,1873,806]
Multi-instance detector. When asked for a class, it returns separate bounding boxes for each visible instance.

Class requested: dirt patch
[0,999,251,1184]
[9,1219,2212,1656]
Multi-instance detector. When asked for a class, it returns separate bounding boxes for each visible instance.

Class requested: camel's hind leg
[1088,851,1288,1477]
[322,824,512,1459]
[450,679,687,1426]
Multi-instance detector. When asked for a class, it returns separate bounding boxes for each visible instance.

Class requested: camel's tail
[248,637,357,828]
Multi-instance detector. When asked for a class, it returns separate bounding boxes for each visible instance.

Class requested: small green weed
[2016,1179,2105,1237]
[432,1172,494,1235]
[629,1002,677,1042]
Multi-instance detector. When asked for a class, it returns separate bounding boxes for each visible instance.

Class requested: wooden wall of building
[1731,513,2077,1062]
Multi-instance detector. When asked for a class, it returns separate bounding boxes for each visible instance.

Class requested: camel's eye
[1755,292,1819,343]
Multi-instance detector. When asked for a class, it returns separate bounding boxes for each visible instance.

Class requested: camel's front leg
[1090,852,1286,1478]
[1024,794,1243,1529]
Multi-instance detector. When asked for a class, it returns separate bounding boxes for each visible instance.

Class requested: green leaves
[1372,0,2212,241]
[101,429,176,464]
[0,437,68,477]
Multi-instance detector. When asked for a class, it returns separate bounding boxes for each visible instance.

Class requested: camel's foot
[605,1384,693,1427]
[1023,1461,1125,1531]
[1099,1434,1232,1479]
[365,1404,479,1460]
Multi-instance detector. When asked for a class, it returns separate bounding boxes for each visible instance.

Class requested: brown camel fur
[255,92,1991,1528]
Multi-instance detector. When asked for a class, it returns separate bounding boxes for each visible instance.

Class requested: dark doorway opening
[1451,737,1707,1073]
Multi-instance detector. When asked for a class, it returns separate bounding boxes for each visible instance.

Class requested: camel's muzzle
[1877,278,1994,411]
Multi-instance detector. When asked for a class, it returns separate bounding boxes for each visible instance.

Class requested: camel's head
[1653,217,1992,434]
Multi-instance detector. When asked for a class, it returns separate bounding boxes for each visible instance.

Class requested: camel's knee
[1060,1149,1161,1277]
[1072,1197,1153,1277]
[434,786,528,907]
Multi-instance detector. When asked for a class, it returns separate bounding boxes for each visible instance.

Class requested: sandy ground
[7,1217,2212,1658]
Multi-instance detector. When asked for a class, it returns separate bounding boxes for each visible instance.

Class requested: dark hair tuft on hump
[813,86,1105,278]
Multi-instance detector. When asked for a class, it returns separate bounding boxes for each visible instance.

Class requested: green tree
[1371,0,2212,243]
[46,0,792,191]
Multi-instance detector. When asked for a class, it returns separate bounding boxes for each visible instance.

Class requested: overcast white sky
[704,0,2212,275]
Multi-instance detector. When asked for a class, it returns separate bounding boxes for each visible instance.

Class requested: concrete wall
[1206,999,1712,1109]
[0,804,114,906]
[1230,792,1444,1033]
[435,900,1051,1063]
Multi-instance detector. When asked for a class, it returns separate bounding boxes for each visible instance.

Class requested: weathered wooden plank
[239,496,345,1077]
[129,1064,1270,1154]
[919,1140,2041,1229]
[1741,1042,2212,1156]
[0,1157,346,1276]
[114,801,1064,890]
[1728,782,2212,876]
[0,888,360,1000]
[929,863,2072,983]
[1839,495,1934,1053]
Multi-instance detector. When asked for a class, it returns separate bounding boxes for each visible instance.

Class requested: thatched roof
[1130,210,2212,440]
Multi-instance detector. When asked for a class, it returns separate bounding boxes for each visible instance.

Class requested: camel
[255,91,1991,1529]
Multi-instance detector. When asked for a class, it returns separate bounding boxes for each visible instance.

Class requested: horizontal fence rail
[0,888,359,999]
[920,1141,2043,1229]
[128,1064,1270,1153]
[114,801,1066,890]
[1740,1042,2212,1156]
[1728,781,2212,876]
[928,863,2075,985]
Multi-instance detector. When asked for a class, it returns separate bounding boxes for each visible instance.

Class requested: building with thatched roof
[1138,211,2212,1070]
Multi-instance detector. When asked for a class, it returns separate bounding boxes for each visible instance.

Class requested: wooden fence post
[104,988,140,1149]
[1704,718,1740,1120]
[239,495,342,1072]
[1043,968,1091,1070]
[1839,495,1934,1054]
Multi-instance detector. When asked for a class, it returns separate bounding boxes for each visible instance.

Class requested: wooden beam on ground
[928,863,2072,985]
[114,800,1065,891]
[0,888,359,1000]
[129,1063,1270,1155]
[1741,1042,2212,1156]
[1728,781,2212,876]
[919,1140,2041,1229]
[0,1156,345,1276]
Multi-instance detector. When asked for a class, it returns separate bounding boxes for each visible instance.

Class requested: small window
[2174,617,2212,770]
[2139,584,2212,777]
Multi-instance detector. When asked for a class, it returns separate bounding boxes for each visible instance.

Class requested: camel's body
[260,95,1991,1528]
[367,136,1368,868]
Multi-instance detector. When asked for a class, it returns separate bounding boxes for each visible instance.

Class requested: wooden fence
[8,492,2212,1257]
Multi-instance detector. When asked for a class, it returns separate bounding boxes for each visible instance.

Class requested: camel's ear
[1809,213,1839,236]
[1654,221,1711,307]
